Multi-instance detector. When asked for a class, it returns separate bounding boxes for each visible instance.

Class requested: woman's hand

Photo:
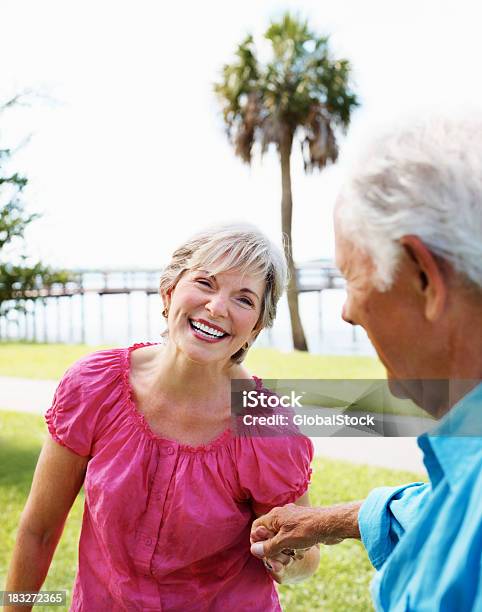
[251,525,309,581]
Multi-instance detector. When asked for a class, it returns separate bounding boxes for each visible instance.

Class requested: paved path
[311,437,425,474]
[1,376,58,414]
[0,376,426,475]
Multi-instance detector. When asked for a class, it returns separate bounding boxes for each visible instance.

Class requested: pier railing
[0,262,346,343]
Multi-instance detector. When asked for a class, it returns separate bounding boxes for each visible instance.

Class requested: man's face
[334,213,438,384]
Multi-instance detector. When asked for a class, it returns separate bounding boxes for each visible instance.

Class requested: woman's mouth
[189,319,229,343]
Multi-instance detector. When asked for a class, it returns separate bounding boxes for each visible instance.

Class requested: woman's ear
[249,328,261,346]
[161,289,172,315]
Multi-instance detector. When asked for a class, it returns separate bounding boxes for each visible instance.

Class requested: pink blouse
[45,344,313,612]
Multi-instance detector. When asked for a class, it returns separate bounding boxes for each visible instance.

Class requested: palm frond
[233,91,262,163]
[214,12,358,169]
[301,103,338,172]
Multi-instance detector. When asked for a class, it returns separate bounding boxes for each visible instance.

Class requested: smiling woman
[159,223,287,363]
[163,266,264,362]
[5,222,320,612]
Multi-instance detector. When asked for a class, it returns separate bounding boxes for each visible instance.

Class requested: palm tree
[214,13,358,351]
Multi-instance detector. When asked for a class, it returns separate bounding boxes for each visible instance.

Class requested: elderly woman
[6,223,319,611]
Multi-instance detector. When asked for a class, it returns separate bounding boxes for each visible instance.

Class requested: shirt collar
[417,383,482,490]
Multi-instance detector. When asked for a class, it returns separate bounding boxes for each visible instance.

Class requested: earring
[162,307,169,319]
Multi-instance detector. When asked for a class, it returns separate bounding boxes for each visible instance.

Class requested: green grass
[0,342,385,381]
[1,343,426,419]
[0,343,106,380]
[0,411,84,611]
[246,348,386,379]
[247,351,429,418]
[0,409,425,611]
[278,460,425,611]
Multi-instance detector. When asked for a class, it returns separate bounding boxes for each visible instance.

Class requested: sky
[1,0,481,270]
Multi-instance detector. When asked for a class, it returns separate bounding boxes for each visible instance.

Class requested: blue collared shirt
[359,383,482,611]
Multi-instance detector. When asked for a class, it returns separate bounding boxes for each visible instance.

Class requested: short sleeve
[235,434,314,516]
[358,482,431,570]
[45,349,123,457]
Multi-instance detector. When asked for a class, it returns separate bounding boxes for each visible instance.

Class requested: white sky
[1,0,481,269]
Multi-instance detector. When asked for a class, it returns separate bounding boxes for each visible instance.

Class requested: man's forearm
[313,501,362,541]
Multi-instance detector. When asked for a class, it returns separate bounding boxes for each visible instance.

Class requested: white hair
[337,114,482,290]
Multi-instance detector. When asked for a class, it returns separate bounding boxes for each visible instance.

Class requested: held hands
[250,502,361,584]
[250,525,308,580]
[250,503,343,561]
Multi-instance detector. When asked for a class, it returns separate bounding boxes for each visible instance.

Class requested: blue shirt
[359,383,482,611]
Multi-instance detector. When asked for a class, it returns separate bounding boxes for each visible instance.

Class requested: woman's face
[164,268,265,366]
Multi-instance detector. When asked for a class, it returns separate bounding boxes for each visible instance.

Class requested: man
[250,115,482,610]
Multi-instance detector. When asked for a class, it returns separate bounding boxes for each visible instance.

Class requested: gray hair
[159,222,288,363]
[337,114,482,291]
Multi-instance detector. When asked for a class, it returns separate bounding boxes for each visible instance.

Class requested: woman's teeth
[190,320,226,338]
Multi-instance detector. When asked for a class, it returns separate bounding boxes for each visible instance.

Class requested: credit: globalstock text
[241,413,376,427]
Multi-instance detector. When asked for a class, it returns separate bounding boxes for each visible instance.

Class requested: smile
[189,319,229,341]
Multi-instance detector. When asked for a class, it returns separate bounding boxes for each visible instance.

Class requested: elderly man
[250,116,482,610]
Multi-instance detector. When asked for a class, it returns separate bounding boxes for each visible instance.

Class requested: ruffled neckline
[120,342,262,453]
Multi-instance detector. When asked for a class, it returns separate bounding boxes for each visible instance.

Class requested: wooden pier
[0,262,347,344]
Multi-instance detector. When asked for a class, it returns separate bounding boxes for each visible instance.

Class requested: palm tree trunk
[279,129,308,352]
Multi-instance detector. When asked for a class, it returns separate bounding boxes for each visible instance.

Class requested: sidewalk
[311,437,425,474]
[0,376,426,475]
[1,376,58,414]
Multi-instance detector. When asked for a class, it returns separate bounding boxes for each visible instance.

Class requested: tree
[0,96,70,324]
[214,13,358,350]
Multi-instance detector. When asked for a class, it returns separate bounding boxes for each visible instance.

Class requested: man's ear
[400,235,447,321]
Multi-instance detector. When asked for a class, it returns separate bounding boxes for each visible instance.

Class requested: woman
[6,223,319,611]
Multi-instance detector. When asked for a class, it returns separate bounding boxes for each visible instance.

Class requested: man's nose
[205,293,228,318]
[341,302,355,326]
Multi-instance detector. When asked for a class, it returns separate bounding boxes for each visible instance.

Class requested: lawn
[0,409,424,612]
[0,411,84,609]
[0,343,108,380]
[0,342,385,380]
[2,343,427,419]
[246,348,385,379]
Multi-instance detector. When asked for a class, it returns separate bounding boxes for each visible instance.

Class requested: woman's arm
[4,437,88,612]
[253,492,320,585]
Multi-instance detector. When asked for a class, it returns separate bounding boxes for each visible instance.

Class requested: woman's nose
[205,294,228,318]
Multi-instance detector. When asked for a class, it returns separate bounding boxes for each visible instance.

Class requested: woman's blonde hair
[159,222,288,363]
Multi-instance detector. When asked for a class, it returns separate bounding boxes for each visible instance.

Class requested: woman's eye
[196,279,212,287]
[238,297,254,307]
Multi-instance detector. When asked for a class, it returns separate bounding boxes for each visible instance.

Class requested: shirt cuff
[358,483,423,570]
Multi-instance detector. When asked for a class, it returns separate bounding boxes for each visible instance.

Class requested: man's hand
[250,501,362,559]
